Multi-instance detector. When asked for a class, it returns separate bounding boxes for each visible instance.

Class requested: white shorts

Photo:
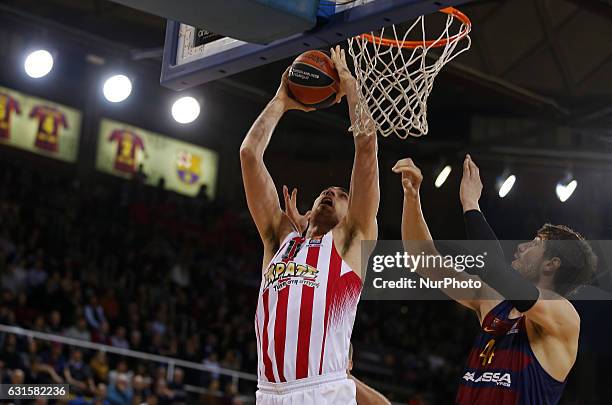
[256,371,356,405]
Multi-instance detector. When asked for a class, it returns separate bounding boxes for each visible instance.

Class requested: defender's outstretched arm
[460,155,579,343]
[394,158,494,312]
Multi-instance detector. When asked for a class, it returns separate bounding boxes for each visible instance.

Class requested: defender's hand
[273,68,315,112]
[330,45,356,103]
[392,158,423,199]
[460,154,482,212]
[282,185,311,234]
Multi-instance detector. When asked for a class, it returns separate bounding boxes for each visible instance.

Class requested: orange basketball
[287,50,340,109]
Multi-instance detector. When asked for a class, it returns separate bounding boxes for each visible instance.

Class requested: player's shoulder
[539,290,581,321]
[526,293,581,341]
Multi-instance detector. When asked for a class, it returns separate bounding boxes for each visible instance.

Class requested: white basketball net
[348,8,471,138]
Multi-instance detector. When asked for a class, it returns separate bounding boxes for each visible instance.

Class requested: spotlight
[498,174,516,198]
[172,96,201,124]
[24,50,54,78]
[103,75,132,103]
[556,176,577,203]
[434,165,452,188]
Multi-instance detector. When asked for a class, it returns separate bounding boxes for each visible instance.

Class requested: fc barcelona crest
[176,150,202,185]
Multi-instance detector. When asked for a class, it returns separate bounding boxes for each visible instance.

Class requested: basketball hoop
[348,7,472,138]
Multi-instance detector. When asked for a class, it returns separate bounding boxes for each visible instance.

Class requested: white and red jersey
[255,230,362,383]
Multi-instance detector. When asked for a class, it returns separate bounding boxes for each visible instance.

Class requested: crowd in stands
[0,155,566,404]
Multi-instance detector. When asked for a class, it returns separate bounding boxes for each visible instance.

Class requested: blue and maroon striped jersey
[456,301,566,405]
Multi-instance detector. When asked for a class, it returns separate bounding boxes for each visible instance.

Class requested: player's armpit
[523,293,580,340]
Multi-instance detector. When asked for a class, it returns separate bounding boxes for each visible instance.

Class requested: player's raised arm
[330,45,379,240]
[461,155,584,340]
[240,69,313,248]
[460,154,506,259]
[393,158,495,312]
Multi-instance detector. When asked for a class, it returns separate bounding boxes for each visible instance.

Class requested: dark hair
[537,224,597,296]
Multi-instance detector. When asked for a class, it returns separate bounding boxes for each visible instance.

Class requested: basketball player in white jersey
[240,45,379,404]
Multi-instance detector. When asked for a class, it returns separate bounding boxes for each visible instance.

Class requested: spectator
[148,333,164,355]
[100,288,119,322]
[27,258,47,288]
[129,330,143,352]
[30,356,64,384]
[47,310,63,334]
[92,321,112,345]
[93,383,111,405]
[168,368,187,404]
[31,315,46,332]
[132,374,151,404]
[63,317,91,341]
[135,364,153,387]
[1,334,23,370]
[1,263,27,292]
[108,360,133,387]
[18,338,39,372]
[0,304,16,326]
[89,350,110,383]
[153,378,175,405]
[64,349,96,396]
[40,342,66,377]
[84,294,107,331]
[110,326,129,350]
[107,373,133,405]
[13,292,36,326]
[10,368,25,384]
[201,353,220,389]
[7,369,26,405]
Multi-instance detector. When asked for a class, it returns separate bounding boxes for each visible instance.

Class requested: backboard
[160,0,473,91]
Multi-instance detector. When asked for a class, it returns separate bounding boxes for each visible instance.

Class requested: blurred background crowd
[1,155,611,405]
[0,154,480,405]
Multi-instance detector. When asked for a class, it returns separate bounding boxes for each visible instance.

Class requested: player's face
[511,237,546,281]
[311,187,349,223]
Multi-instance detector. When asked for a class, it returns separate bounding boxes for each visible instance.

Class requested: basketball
[287,50,340,109]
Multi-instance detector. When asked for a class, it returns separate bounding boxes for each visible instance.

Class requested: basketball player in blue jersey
[393,156,596,405]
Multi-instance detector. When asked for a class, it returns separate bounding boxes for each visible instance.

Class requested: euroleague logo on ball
[287,50,339,109]
[289,67,320,81]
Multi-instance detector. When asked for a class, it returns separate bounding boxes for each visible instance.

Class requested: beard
[513,260,541,283]
[310,205,341,230]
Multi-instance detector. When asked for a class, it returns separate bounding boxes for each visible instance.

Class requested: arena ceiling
[2,0,612,236]
[1,0,611,127]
